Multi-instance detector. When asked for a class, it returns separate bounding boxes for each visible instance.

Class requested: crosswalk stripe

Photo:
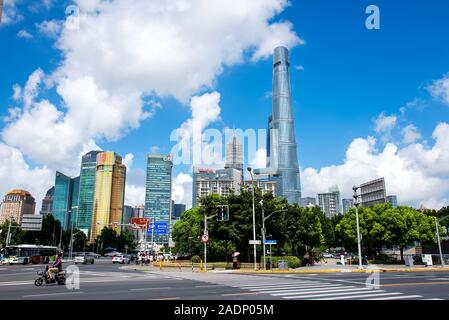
[238,282,328,289]
[273,286,366,297]
[366,295,423,300]
[237,282,317,287]
[287,290,388,299]
[263,285,350,295]
[314,292,404,300]
[246,284,344,291]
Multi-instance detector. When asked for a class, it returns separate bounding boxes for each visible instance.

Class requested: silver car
[74,253,95,264]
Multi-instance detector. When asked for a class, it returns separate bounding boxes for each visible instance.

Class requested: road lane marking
[151,297,180,300]
[288,290,388,299]
[221,292,263,297]
[195,285,227,288]
[314,292,403,300]
[272,287,366,297]
[382,281,449,287]
[244,284,343,291]
[23,291,83,298]
[364,295,422,300]
[237,281,319,287]
[130,287,172,291]
[260,285,350,295]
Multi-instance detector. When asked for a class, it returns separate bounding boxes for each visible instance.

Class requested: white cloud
[36,19,62,38]
[0,143,53,213]
[17,29,32,39]
[251,148,267,169]
[172,173,193,209]
[122,153,134,169]
[124,184,145,207]
[428,74,449,106]
[302,122,449,210]
[294,65,304,71]
[1,0,301,195]
[150,146,160,154]
[402,124,422,145]
[374,113,397,134]
[2,0,23,25]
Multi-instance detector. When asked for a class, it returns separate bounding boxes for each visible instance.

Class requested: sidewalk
[121,263,449,274]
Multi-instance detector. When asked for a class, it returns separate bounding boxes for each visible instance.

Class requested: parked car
[323,253,335,259]
[112,255,131,264]
[75,253,95,264]
[105,251,119,257]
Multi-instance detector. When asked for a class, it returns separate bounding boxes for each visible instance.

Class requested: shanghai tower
[267,46,301,204]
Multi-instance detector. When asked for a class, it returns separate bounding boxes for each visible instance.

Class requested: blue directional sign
[147,222,168,235]
[264,240,277,245]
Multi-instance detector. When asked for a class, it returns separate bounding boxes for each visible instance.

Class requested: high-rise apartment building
[145,155,173,244]
[242,180,277,196]
[77,150,101,234]
[53,172,80,230]
[318,186,341,218]
[192,167,242,207]
[0,189,36,224]
[90,152,126,242]
[266,46,301,204]
[360,177,387,208]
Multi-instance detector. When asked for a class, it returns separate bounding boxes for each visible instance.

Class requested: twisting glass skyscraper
[267,46,301,204]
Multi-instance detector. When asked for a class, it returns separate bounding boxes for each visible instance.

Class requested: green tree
[0,220,25,247]
[172,207,203,258]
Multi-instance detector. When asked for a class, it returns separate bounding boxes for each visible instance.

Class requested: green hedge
[267,256,301,269]
[191,255,201,263]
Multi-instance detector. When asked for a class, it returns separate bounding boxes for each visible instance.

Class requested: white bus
[1,245,58,265]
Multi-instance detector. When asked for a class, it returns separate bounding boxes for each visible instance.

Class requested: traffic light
[216,205,229,221]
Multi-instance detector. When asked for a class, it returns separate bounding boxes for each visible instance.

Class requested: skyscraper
[342,198,354,214]
[53,172,79,230]
[0,189,35,224]
[145,155,173,244]
[40,186,54,216]
[266,46,301,204]
[318,186,341,218]
[77,151,101,234]
[224,135,244,180]
[300,197,316,208]
[90,152,126,242]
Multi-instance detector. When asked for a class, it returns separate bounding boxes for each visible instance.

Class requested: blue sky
[1,0,449,209]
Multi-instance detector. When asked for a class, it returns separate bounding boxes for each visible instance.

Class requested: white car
[112,255,130,264]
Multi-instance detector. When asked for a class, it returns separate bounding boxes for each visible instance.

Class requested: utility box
[278,260,288,270]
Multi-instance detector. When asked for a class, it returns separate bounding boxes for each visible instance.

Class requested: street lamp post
[353,185,363,269]
[247,167,257,271]
[435,217,445,267]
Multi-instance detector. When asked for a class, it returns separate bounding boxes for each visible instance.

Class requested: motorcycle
[34,265,66,286]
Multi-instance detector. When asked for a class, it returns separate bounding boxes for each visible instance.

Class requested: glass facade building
[90,152,126,242]
[342,198,354,214]
[387,195,398,208]
[267,47,301,204]
[53,172,79,230]
[77,151,101,234]
[145,155,173,244]
[40,186,54,216]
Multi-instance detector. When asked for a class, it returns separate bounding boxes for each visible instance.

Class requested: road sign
[146,222,168,235]
[131,217,150,229]
[249,240,261,245]
[264,240,277,245]
[201,234,209,243]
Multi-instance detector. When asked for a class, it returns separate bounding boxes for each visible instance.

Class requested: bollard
[200,259,203,272]
[160,259,162,270]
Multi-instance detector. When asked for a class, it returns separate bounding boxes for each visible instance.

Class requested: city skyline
[0,1,449,211]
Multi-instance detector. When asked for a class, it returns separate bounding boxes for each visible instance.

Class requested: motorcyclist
[47,253,63,281]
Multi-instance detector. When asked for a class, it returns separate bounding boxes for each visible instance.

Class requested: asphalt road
[1,262,449,300]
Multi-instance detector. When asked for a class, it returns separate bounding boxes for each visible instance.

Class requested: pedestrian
[138,253,142,265]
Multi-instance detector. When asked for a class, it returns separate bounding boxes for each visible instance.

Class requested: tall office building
[342,198,354,214]
[0,189,36,224]
[53,172,80,230]
[40,186,54,216]
[145,155,173,244]
[77,150,101,234]
[122,205,133,231]
[387,195,398,208]
[318,186,341,218]
[90,152,126,242]
[266,46,301,204]
[300,197,316,208]
[224,135,244,180]
[172,203,186,218]
[192,167,242,207]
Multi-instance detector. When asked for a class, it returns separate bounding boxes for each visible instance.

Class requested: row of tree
[172,188,447,264]
[0,215,136,254]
